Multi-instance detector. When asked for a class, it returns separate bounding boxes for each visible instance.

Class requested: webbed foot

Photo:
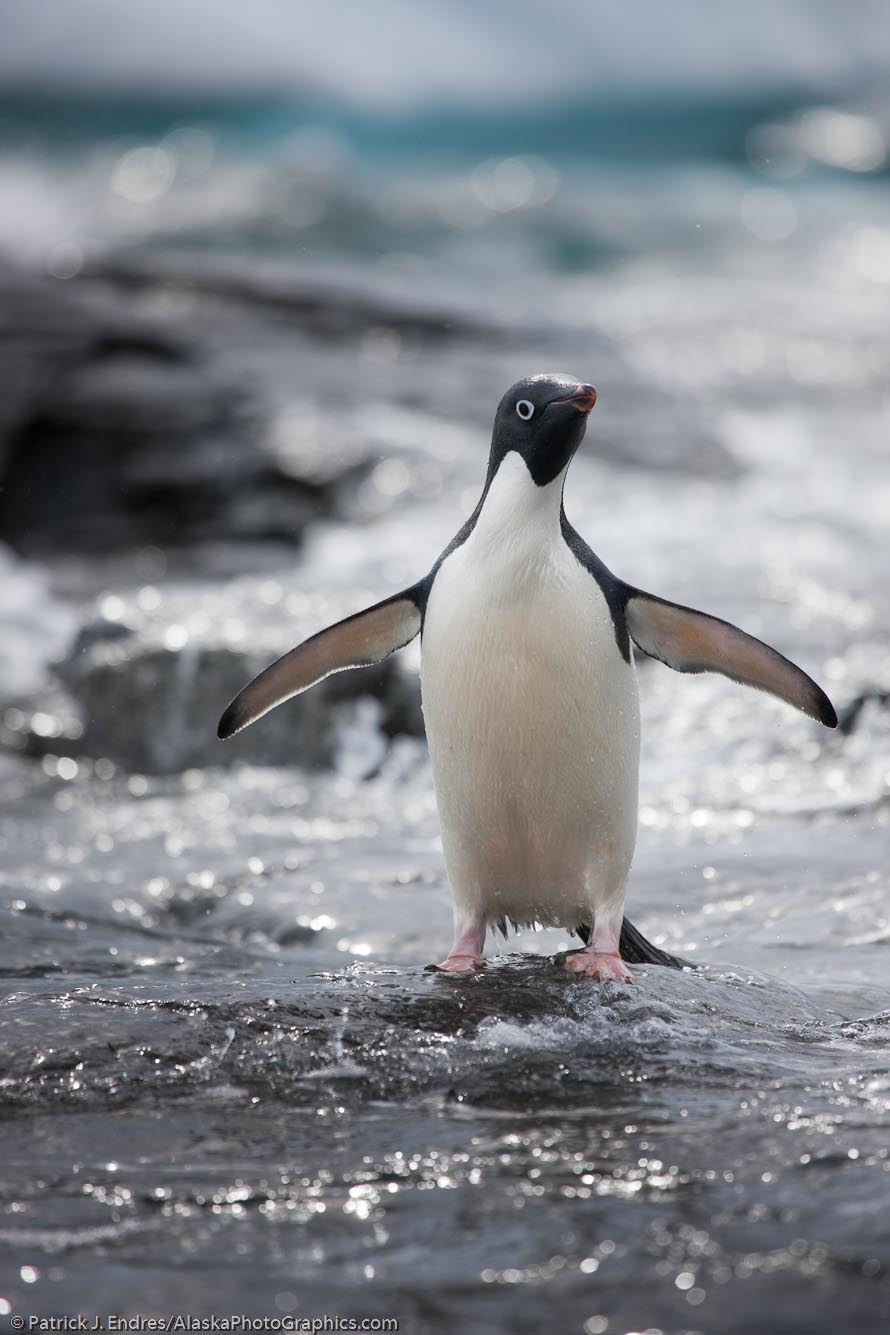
[563,949,634,983]
[426,953,487,974]
[429,917,487,974]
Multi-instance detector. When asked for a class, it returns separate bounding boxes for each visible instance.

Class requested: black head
[487,373,597,488]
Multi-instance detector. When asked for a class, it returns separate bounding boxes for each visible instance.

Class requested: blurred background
[0,0,888,773]
[1,0,889,776]
[2,3,890,1326]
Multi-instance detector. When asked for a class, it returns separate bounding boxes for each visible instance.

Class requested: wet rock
[0,255,740,566]
[837,688,890,736]
[0,338,317,555]
[0,264,89,457]
[49,603,422,774]
[96,251,502,342]
[0,261,370,555]
[105,252,743,480]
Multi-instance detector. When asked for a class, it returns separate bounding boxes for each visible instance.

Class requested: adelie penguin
[218,374,837,981]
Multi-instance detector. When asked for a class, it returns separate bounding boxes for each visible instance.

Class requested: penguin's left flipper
[625,590,837,728]
[217,588,423,740]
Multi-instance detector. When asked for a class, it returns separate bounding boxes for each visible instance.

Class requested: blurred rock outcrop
[2,585,424,773]
[59,619,421,772]
[0,263,368,554]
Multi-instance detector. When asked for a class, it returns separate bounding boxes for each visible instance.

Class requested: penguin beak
[554,384,597,413]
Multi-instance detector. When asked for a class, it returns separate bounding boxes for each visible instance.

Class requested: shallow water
[2,723,889,1331]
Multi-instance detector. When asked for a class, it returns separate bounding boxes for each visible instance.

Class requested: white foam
[0,545,75,700]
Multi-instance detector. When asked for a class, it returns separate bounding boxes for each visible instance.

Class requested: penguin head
[488,373,597,487]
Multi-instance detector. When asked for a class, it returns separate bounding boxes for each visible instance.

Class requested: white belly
[420,460,640,931]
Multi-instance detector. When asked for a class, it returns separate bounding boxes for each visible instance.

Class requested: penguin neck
[471,451,567,556]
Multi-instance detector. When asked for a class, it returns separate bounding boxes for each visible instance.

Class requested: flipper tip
[217,702,242,741]
[813,688,838,729]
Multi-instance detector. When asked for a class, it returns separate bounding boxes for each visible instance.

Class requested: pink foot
[426,953,487,974]
[564,950,634,983]
[428,919,487,974]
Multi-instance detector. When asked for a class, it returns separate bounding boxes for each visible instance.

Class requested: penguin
[218,373,837,981]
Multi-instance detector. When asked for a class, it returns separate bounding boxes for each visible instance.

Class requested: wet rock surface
[0,262,372,555]
[0,254,741,562]
[49,595,422,773]
[0,242,888,1332]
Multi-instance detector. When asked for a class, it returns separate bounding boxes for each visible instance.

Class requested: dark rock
[93,250,502,342]
[0,261,370,556]
[837,689,890,736]
[0,342,319,554]
[0,256,738,564]
[48,599,423,773]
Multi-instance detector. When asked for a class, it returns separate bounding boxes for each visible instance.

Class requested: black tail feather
[576,917,692,969]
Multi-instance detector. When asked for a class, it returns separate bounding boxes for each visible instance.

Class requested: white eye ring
[516,399,534,421]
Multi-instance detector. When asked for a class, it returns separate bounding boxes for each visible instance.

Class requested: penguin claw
[426,954,487,974]
[563,950,634,983]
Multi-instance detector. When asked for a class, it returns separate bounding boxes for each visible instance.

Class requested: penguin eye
[515,399,534,421]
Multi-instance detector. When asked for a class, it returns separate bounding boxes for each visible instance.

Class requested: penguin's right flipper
[576,918,692,969]
[624,590,837,727]
[218,588,423,740]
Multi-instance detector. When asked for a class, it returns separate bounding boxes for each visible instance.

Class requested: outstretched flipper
[218,587,423,740]
[625,590,837,728]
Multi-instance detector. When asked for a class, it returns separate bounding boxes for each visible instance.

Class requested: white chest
[420,456,640,927]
